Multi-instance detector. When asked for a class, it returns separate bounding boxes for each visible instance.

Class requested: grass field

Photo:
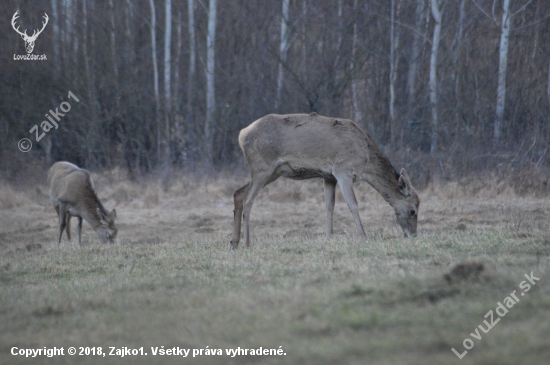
[1,173,549,364]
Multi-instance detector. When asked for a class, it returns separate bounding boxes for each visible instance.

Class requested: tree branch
[471,0,497,24]
[510,0,533,18]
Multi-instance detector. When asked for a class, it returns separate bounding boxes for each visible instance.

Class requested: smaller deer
[48,162,117,244]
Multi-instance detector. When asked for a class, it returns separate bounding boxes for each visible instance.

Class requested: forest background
[1,0,549,193]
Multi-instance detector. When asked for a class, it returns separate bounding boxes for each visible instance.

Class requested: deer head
[12,11,49,54]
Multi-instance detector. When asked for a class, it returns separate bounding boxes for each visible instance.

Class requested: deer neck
[80,191,108,231]
[364,173,402,206]
[80,206,104,231]
[360,156,402,206]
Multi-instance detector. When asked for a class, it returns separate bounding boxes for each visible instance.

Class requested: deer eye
[410,208,416,216]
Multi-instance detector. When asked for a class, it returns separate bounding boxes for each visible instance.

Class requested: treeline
[1,0,549,184]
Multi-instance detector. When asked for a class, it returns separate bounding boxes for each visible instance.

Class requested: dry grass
[0,173,549,364]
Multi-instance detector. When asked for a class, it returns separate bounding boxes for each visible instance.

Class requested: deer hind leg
[231,183,251,249]
[77,216,83,244]
[335,174,367,239]
[242,171,279,248]
[324,178,337,237]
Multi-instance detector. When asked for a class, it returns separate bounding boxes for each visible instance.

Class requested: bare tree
[472,0,534,143]
[351,0,361,123]
[62,0,75,71]
[164,0,172,165]
[108,0,118,78]
[389,0,402,145]
[275,0,290,110]
[51,0,60,74]
[173,7,183,153]
[82,0,97,164]
[205,0,218,164]
[187,0,196,128]
[149,0,161,160]
[124,0,135,69]
[429,0,445,153]
[2,0,550,176]
[175,9,183,114]
[406,0,426,110]
[334,0,344,77]
[301,0,307,80]
[494,0,511,143]
[452,0,466,140]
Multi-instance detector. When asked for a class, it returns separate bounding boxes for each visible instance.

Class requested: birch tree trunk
[187,0,196,136]
[334,0,344,75]
[71,0,78,63]
[51,0,60,75]
[275,0,290,110]
[125,0,135,72]
[63,0,74,72]
[174,8,183,157]
[48,0,60,165]
[351,0,361,123]
[82,0,97,164]
[163,0,172,166]
[108,0,118,78]
[148,0,161,161]
[174,10,181,107]
[406,0,426,109]
[301,0,307,84]
[494,0,511,143]
[429,0,444,153]
[205,0,217,165]
[389,0,402,145]
[453,0,466,140]
[61,0,68,65]
[548,62,550,110]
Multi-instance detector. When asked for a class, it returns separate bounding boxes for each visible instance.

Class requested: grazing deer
[231,113,419,248]
[48,162,117,244]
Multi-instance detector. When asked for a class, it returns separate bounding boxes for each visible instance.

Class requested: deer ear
[109,209,117,220]
[398,168,413,196]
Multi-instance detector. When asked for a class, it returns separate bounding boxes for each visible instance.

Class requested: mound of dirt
[444,262,484,284]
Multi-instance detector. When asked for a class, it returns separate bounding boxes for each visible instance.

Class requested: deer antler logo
[11,10,49,54]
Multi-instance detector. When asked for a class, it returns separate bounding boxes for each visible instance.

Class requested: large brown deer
[231,113,420,248]
[48,162,117,244]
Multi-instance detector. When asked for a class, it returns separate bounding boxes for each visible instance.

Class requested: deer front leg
[242,180,266,248]
[66,213,72,242]
[57,203,68,244]
[231,183,250,249]
[241,171,279,248]
[324,178,337,237]
[335,174,367,239]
